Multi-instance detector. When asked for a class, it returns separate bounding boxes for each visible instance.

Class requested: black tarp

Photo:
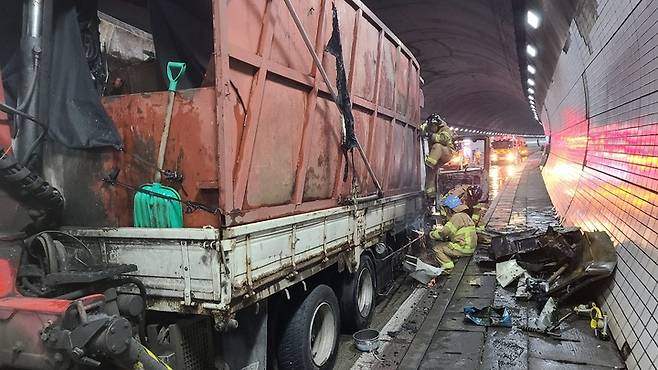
[147,0,213,90]
[0,0,214,151]
[0,0,122,150]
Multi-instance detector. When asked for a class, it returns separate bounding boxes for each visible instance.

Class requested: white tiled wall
[543,0,658,368]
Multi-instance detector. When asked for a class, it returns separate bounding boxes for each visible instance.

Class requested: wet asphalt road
[335,150,532,369]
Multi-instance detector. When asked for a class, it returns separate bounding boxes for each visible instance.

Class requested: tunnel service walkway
[374,154,626,369]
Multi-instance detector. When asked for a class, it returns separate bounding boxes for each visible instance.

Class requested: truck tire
[341,255,376,332]
[277,284,339,370]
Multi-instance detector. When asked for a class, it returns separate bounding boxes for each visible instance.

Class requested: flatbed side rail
[65,192,423,315]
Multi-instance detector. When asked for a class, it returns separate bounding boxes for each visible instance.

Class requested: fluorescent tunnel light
[526,44,537,57]
[527,11,540,29]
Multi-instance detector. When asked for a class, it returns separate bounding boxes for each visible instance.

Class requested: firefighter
[474,148,482,166]
[465,185,485,228]
[430,194,477,270]
[445,184,484,227]
[421,113,455,195]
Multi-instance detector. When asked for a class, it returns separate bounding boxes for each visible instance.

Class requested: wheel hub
[357,267,374,317]
[309,302,336,367]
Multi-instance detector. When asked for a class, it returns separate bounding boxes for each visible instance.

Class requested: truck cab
[491,136,521,164]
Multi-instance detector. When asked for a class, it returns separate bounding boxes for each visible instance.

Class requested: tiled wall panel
[543,0,658,368]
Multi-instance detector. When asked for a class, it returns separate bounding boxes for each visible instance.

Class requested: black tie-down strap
[326,3,358,184]
[326,3,357,152]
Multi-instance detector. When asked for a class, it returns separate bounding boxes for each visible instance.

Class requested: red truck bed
[18,0,424,228]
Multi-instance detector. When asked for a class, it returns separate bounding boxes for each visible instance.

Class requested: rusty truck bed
[39,0,423,228]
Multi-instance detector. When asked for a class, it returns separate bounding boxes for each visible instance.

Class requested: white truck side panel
[67,193,422,315]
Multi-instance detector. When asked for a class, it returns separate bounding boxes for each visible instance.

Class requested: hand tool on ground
[575,303,609,340]
[519,324,562,338]
[519,308,578,339]
[546,311,576,332]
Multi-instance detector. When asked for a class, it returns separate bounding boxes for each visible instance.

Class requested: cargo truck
[0,1,424,369]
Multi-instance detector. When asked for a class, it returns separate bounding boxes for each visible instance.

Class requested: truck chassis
[58,193,423,368]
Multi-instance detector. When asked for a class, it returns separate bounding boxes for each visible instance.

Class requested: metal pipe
[339,192,380,205]
[355,193,380,203]
[356,140,383,195]
[283,0,383,197]
[14,0,47,167]
[547,264,567,284]
[27,0,43,38]
[56,287,95,300]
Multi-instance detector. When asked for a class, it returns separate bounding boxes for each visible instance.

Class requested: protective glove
[429,224,444,240]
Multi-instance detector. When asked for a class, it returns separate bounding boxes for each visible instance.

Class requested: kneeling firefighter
[421,114,456,195]
[430,195,477,270]
[446,184,484,227]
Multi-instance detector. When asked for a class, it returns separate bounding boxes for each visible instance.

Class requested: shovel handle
[166,62,187,92]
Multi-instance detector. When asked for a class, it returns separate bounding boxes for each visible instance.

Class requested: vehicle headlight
[506,153,515,161]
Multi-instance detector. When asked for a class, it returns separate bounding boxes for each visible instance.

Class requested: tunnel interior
[0,0,656,368]
[365,0,658,367]
[363,0,564,135]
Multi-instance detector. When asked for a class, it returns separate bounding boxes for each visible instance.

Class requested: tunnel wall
[542,1,658,367]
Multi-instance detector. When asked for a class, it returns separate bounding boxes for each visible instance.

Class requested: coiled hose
[0,144,64,231]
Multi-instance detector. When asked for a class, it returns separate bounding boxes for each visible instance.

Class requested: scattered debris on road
[403,255,444,285]
[463,305,512,327]
[486,226,616,302]
[471,224,617,341]
[495,259,526,287]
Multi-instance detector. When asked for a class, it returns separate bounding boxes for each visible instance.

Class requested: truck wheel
[341,255,376,332]
[277,285,339,370]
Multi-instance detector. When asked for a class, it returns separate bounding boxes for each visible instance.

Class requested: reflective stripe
[435,130,453,146]
[451,225,477,254]
[451,243,475,254]
[430,229,441,240]
[472,213,481,225]
[456,225,477,236]
[443,221,458,236]
[425,156,438,166]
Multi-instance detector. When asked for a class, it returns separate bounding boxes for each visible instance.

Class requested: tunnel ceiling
[363,0,544,135]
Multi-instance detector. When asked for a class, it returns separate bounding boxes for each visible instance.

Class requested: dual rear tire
[277,255,377,370]
[340,255,376,332]
[277,285,340,370]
